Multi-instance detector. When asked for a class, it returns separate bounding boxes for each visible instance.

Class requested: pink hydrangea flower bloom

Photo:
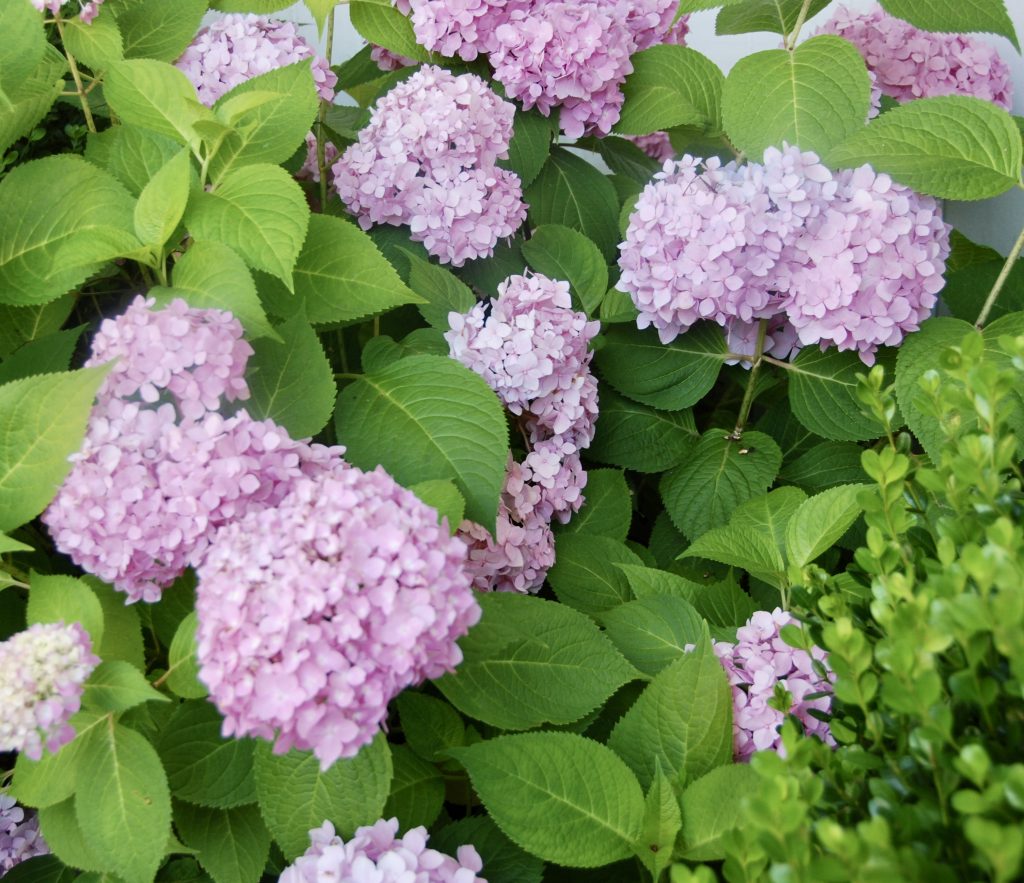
[818,3,1013,110]
[175,14,337,106]
[195,467,480,769]
[409,0,530,61]
[0,796,48,875]
[724,316,801,367]
[280,818,485,883]
[333,65,526,266]
[0,622,99,760]
[711,609,835,761]
[459,499,556,594]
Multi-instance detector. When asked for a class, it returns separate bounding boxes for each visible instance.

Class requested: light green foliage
[26,573,104,647]
[503,109,555,189]
[678,765,761,861]
[114,0,208,62]
[402,248,476,330]
[166,612,206,700]
[547,533,641,614]
[81,661,168,714]
[0,326,86,385]
[63,16,123,70]
[409,479,465,532]
[879,0,1019,50]
[601,596,705,676]
[521,225,607,315]
[716,0,831,36]
[349,0,432,62]
[134,148,191,252]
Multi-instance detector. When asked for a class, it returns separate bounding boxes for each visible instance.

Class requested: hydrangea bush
[0,1,1022,882]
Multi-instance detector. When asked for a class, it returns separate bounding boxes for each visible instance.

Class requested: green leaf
[91,125,184,197]
[175,803,270,883]
[601,596,706,677]
[678,0,749,9]
[637,761,683,880]
[37,797,106,873]
[186,163,310,287]
[588,388,696,473]
[154,700,258,809]
[556,469,632,542]
[0,46,66,158]
[26,572,105,648]
[787,346,890,441]
[0,0,45,90]
[409,479,465,532]
[84,577,145,671]
[246,313,335,438]
[336,355,508,529]
[943,258,1024,324]
[349,0,431,62]
[257,214,422,324]
[207,0,293,9]
[401,248,476,331]
[0,327,86,385]
[432,817,544,883]
[779,441,867,492]
[595,323,729,411]
[617,45,724,136]
[521,225,608,315]
[616,564,758,628]
[305,0,339,31]
[0,856,76,883]
[679,764,762,861]
[395,692,465,761]
[11,713,104,808]
[878,0,1019,51]
[209,63,320,181]
[153,242,277,340]
[435,594,637,730]
[449,733,646,868]
[526,148,620,260]
[75,721,171,883]
[0,533,32,553]
[104,60,212,148]
[116,0,209,61]
[547,534,642,616]
[827,96,1023,201]
[660,430,782,540]
[503,110,554,189]
[253,732,392,859]
[167,612,206,700]
[723,36,870,157]
[381,744,445,830]
[62,16,124,70]
[716,0,831,35]
[134,148,191,249]
[0,366,109,531]
[0,157,137,306]
[608,634,733,789]
[785,484,866,568]
[82,661,167,714]
[0,297,75,359]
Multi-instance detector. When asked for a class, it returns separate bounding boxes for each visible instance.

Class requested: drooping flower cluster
[195,469,479,769]
[406,0,681,137]
[280,819,485,883]
[43,297,346,602]
[1,796,48,875]
[28,0,103,22]
[818,3,1013,110]
[711,609,835,761]
[0,622,99,760]
[333,65,526,266]
[447,273,599,592]
[175,14,337,105]
[617,144,950,363]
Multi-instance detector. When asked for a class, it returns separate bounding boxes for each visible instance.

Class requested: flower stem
[56,15,97,134]
[317,6,337,211]
[785,0,815,50]
[975,221,1024,328]
[729,319,769,440]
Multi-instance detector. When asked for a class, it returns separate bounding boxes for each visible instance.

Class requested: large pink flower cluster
[617,145,950,364]
[818,3,1013,110]
[1,796,48,875]
[280,818,485,883]
[0,622,99,760]
[711,609,835,761]
[195,469,479,769]
[333,65,526,266]
[447,273,599,592]
[175,14,337,105]
[407,0,680,137]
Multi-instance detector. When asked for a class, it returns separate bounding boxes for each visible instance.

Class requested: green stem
[785,0,815,50]
[975,221,1024,328]
[334,372,362,381]
[317,7,337,211]
[55,15,97,134]
[729,319,769,440]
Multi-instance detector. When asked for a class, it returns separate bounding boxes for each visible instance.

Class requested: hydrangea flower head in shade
[195,467,480,769]
[280,818,485,883]
[818,3,1013,109]
[175,13,337,105]
[0,622,99,760]
[333,65,526,266]
[0,796,48,875]
[712,609,835,761]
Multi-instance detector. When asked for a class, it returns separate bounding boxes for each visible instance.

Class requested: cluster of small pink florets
[333,65,526,266]
[195,469,479,769]
[175,14,337,105]
[818,3,1013,110]
[447,273,599,592]
[711,609,835,761]
[29,0,102,23]
[0,796,48,875]
[0,622,99,760]
[280,819,485,883]
[618,144,950,364]
[406,0,681,137]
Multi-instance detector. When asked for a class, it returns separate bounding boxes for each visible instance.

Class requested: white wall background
[253,1,1024,255]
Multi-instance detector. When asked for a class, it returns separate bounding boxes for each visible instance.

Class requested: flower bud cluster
[1,796,48,875]
[280,818,485,883]
[617,144,950,364]
[175,13,337,106]
[447,273,599,592]
[0,623,99,760]
[333,65,526,266]
[818,3,1013,110]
